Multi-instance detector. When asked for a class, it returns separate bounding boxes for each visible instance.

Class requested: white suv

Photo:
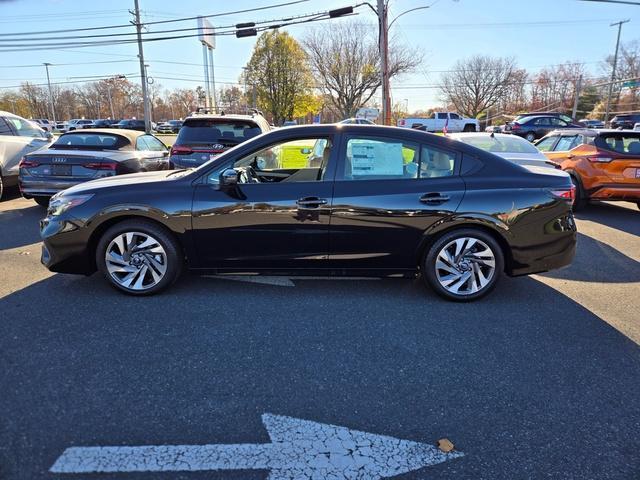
[0,111,52,200]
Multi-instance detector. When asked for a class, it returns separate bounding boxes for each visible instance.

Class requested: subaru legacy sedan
[40,125,576,301]
[20,129,170,206]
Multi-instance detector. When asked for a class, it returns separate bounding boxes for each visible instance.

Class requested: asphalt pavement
[1,188,639,479]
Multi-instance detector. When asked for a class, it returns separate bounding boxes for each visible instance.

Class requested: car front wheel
[423,229,504,302]
[96,220,182,295]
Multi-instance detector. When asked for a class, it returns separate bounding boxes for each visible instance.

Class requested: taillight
[587,155,613,163]
[19,158,39,168]
[549,185,576,204]
[85,162,117,170]
[170,145,193,155]
[511,123,521,131]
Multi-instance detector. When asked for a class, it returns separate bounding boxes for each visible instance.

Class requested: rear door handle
[420,193,450,204]
[297,197,328,208]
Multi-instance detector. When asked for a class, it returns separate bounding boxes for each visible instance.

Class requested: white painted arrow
[50,413,463,479]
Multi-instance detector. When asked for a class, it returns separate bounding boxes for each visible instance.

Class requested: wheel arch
[416,217,514,274]
[86,212,186,271]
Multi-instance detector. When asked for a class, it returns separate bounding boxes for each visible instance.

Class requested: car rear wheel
[34,196,51,207]
[569,174,587,211]
[423,229,504,302]
[96,220,182,295]
[525,132,536,142]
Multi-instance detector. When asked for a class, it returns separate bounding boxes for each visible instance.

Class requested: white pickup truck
[397,112,479,133]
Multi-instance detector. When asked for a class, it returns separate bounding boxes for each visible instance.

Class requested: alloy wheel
[105,231,167,291]
[434,237,496,296]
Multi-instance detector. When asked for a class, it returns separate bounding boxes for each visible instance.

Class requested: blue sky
[0,0,638,111]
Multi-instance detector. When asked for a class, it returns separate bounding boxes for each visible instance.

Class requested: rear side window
[5,117,45,138]
[177,119,261,146]
[596,133,640,155]
[342,136,456,180]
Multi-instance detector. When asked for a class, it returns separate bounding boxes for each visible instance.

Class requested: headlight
[48,194,94,216]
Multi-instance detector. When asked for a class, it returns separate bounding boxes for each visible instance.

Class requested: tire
[96,220,183,295]
[569,174,588,211]
[0,175,4,201]
[525,132,536,142]
[422,229,504,302]
[34,196,51,207]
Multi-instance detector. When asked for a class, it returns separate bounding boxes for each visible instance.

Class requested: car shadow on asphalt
[0,200,45,251]
[576,202,639,237]
[540,232,640,283]
[1,270,639,479]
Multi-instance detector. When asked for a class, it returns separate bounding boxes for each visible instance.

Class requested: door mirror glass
[220,168,239,186]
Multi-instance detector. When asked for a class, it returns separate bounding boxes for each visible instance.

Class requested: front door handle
[420,193,450,204]
[297,197,328,208]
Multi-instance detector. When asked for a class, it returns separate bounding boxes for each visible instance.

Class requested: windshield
[457,135,539,154]
[52,132,127,150]
[176,119,261,145]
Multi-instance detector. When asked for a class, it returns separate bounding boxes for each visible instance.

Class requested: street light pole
[605,19,629,124]
[43,63,56,125]
[132,0,151,133]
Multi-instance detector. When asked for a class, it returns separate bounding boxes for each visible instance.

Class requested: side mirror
[45,131,54,140]
[220,168,239,187]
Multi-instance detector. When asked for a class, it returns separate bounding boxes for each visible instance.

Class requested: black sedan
[505,115,581,142]
[113,119,146,131]
[19,129,170,206]
[39,124,576,301]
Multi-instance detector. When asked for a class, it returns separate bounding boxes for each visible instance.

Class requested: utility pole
[605,19,629,124]
[572,75,583,119]
[377,0,390,125]
[132,0,151,133]
[43,63,56,125]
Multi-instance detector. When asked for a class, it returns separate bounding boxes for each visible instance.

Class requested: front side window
[208,137,332,184]
[5,117,46,138]
[137,135,166,151]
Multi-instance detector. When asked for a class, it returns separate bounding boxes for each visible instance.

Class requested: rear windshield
[596,133,640,155]
[456,135,539,154]
[176,119,261,145]
[52,132,128,150]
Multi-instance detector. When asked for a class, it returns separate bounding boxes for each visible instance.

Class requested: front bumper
[40,215,94,274]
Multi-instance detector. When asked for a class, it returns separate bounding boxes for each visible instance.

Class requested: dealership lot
[1,190,639,479]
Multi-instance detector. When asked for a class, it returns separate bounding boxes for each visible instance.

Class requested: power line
[0,0,308,37]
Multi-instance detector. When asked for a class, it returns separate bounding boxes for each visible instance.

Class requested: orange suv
[535,129,640,210]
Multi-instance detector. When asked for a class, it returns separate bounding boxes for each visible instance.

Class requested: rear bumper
[589,184,640,201]
[20,178,89,198]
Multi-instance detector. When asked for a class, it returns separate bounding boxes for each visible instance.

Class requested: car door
[191,134,337,270]
[328,133,465,270]
[136,135,169,170]
[0,116,50,178]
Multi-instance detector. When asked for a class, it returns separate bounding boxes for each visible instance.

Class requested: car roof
[58,128,147,143]
[544,128,638,136]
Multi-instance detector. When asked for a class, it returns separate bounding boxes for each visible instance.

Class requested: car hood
[61,170,174,196]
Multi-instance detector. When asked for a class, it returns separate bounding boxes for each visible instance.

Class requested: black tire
[422,228,504,302]
[569,173,588,211]
[34,196,51,207]
[96,219,183,296]
[525,132,536,142]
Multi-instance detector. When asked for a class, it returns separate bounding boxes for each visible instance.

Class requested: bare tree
[438,55,519,118]
[303,22,421,119]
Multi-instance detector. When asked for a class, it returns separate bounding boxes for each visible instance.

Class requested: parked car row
[31,118,186,133]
